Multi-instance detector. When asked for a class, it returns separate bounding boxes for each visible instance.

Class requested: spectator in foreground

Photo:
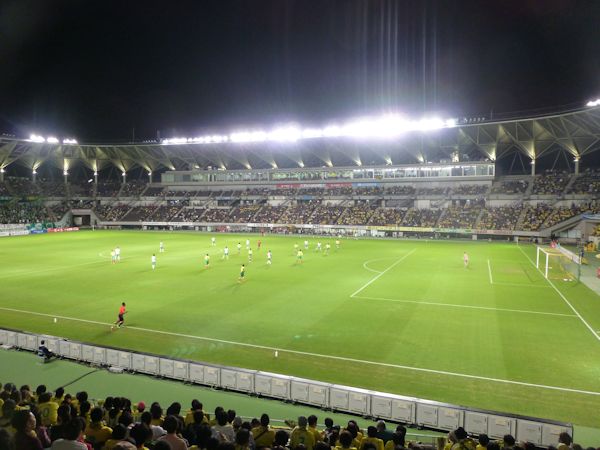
[38,340,55,362]
[12,410,43,450]
[51,417,88,450]
[291,416,315,450]
[557,433,572,450]
[85,407,113,448]
[252,414,275,449]
[158,416,188,450]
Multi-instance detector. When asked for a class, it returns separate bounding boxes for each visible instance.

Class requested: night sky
[0,0,599,142]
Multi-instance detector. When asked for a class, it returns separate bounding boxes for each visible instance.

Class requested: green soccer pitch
[1,230,600,426]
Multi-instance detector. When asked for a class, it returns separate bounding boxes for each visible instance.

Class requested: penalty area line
[350,249,416,298]
[1,306,599,397]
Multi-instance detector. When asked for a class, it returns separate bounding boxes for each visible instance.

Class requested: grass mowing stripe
[350,249,416,297]
[518,246,600,343]
[353,295,578,317]
[2,305,598,397]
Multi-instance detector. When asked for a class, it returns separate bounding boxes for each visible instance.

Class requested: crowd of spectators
[94,204,131,222]
[520,204,553,231]
[354,186,383,196]
[144,187,166,197]
[0,201,48,224]
[401,209,441,227]
[0,381,581,450]
[230,205,262,223]
[544,202,600,228]
[568,169,600,195]
[532,171,571,195]
[478,205,522,230]
[417,187,447,196]
[121,206,160,222]
[69,183,95,198]
[202,209,233,223]
[367,208,405,226]
[120,181,148,197]
[0,181,11,196]
[491,180,528,195]
[38,181,67,197]
[437,203,482,229]
[96,182,122,198]
[277,203,318,224]
[307,205,345,225]
[252,206,285,224]
[453,185,488,196]
[384,186,415,196]
[6,177,40,196]
[337,205,376,225]
[173,208,206,222]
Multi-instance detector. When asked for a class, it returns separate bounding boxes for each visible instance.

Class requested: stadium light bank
[27,134,78,145]
[587,98,600,107]
[161,115,458,146]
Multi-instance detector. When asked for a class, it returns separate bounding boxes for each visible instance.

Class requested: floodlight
[93,171,98,176]
[148,171,152,176]
[32,169,37,174]
[29,134,45,143]
[63,170,68,176]
[0,168,4,173]
[63,138,78,145]
[269,126,301,142]
[122,172,126,176]
[586,99,600,107]
[46,137,59,144]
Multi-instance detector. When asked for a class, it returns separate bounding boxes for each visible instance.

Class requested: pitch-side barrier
[0,327,571,446]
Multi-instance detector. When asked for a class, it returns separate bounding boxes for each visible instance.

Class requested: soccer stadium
[1,3,600,450]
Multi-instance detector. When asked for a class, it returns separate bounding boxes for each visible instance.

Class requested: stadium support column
[574,157,580,175]
[531,159,536,176]
[122,171,126,184]
[0,168,4,182]
[94,171,98,184]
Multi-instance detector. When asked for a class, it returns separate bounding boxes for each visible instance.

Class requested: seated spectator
[212,410,235,443]
[274,429,290,450]
[291,416,315,450]
[557,433,571,450]
[158,416,188,450]
[31,406,52,448]
[475,435,488,450]
[103,424,128,450]
[235,429,251,450]
[184,400,207,426]
[251,414,275,449]
[502,435,515,450]
[336,431,356,450]
[51,417,88,450]
[383,427,405,450]
[85,407,112,448]
[140,411,166,440]
[0,428,14,450]
[0,399,17,431]
[37,392,59,426]
[12,409,43,450]
[307,415,322,444]
[375,421,393,444]
[359,428,383,450]
[129,423,153,450]
[38,340,55,362]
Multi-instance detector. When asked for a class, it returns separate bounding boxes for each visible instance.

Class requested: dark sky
[0,0,599,142]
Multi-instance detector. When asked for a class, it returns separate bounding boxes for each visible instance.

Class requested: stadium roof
[1,105,600,174]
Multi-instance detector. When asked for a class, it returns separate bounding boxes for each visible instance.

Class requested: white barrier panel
[272,376,291,399]
[517,420,543,445]
[392,398,416,423]
[437,407,463,431]
[0,330,7,344]
[416,403,438,427]
[58,340,71,357]
[221,369,237,389]
[26,335,37,351]
[255,372,291,400]
[81,345,95,362]
[542,424,570,447]
[173,361,189,380]
[144,355,159,375]
[205,366,220,386]
[308,383,329,407]
[291,380,310,403]
[17,333,29,349]
[92,347,106,365]
[255,373,272,397]
[106,349,120,366]
[160,359,175,378]
[6,331,17,346]
[349,390,370,415]
[488,414,516,439]
[69,342,82,360]
[237,371,255,393]
[118,352,132,369]
[189,364,205,384]
[330,387,349,411]
[465,411,488,435]
[41,337,59,354]
[132,354,146,373]
[371,395,393,419]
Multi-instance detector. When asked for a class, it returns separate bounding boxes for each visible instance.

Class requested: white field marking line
[353,295,577,318]
[350,249,416,298]
[362,258,398,274]
[491,281,551,289]
[1,305,599,397]
[518,246,600,343]
[487,259,494,284]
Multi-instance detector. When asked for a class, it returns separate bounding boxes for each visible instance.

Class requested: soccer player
[204,253,210,268]
[237,242,242,254]
[246,239,250,250]
[316,242,322,252]
[335,239,340,250]
[239,264,245,282]
[257,239,262,250]
[151,254,157,270]
[159,241,165,253]
[267,250,272,265]
[463,252,469,268]
[112,302,127,330]
[223,246,229,260]
[297,249,303,264]
[294,243,299,255]
[115,246,121,262]
[248,248,253,262]
[211,236,216,247]
[111,249,116,264]
[304,240,309,249]
[325,243,331,255]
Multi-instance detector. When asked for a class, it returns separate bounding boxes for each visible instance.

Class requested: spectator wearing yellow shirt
[37,393,59,426]
[475,434,489,450]
[184,400,208,426]
[383,426,406,450]
[291,416,315,450]
[307,415,322,444]
[557,432,572,450]
[104,424,129,450]
[336,431,358,450]
[359,427,384,450]
[251,414,275,449]
[85,407,112,448]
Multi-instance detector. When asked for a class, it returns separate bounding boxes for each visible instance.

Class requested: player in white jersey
[151,254,157,270]
[246,239,250,250]
[237,242,242,254]
[463,252,469,268]
[248,248,253,262]
[115,246,121,262]
[159,241,164,253]
[267,250,272,265]
[111,249,116,264]
[211,237,216,247]
[304,240,309,249]
[223,246,229,259]
[316,242,322,252]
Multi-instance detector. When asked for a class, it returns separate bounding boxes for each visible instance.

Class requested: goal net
[536,246,581,281]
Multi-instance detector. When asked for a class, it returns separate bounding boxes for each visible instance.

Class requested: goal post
[536,246,581,281]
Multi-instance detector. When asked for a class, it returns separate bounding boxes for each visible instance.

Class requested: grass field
[1,230,600,427]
